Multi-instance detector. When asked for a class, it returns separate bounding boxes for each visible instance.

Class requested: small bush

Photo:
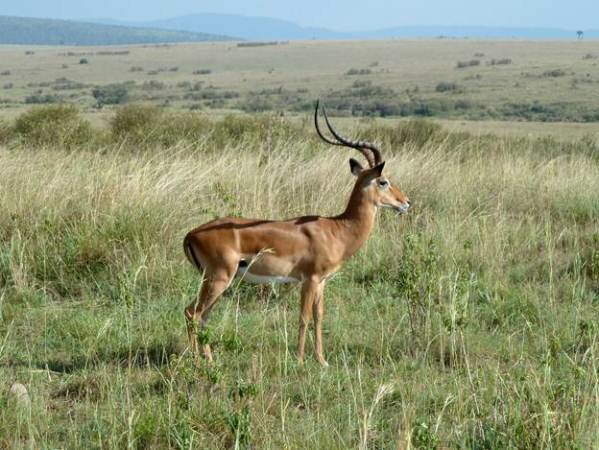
[0,119,15,144]
[110,104,163,143]
[345,68,372,76]
[52,78,88,91]
[193,69,212,75]
[357,119,444,151]
[454,99,473,110]
[237,41,279,47]
[435,81,460,93]
[543,68,567,77]
[0,70,10,76]
[488,58,512,66]
[3,83,13,89]
[184,89,240,102]
[92,84,129,107]
[141,80,166,91]
[474,52,485,57]
[79,58,89,65]
[14,105,93,149]
[389,119,444,147]
[130,66,144,72]
[96,50,129,56]
[456,60,480,69]
[108,106,285,148]
[239,96,275,112]
[25,94,60,104]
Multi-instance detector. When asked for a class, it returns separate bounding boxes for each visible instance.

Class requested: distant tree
[577,30,584,40]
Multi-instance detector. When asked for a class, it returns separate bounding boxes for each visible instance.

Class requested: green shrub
[394,119,444,146]
[25,93,61,104]
[435,81,460,93]
[92,84,129,107]
[141,80,166,91]
[0,119,15,144]
[109,105,303,148]
[239,96,275,112]
[488,58,512,66]
[543,68,567,77]
[110,104,163,143]
[237,41,278,47]
[456,59,480,69]
[52,78,88,91]
[345,68,372,76]
[14,105,93,149]
[362,119,444,151]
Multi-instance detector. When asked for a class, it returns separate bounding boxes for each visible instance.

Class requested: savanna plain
[0,39,598,449]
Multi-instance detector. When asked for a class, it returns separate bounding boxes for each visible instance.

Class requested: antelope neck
[331,183,377,258]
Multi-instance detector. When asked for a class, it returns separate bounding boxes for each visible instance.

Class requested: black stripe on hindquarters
[187,243,203,271]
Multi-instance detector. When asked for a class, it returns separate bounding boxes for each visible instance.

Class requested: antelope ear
[361,161,386,183]
[349,158,364,176]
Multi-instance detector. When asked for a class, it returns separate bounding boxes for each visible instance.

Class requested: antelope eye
[378,179,389,188]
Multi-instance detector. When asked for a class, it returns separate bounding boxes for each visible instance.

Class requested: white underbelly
[235,268,299,284]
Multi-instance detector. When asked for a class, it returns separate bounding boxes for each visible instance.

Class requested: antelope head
[314,101,411,215]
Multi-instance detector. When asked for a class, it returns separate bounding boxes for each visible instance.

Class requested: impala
[183,102,410,366]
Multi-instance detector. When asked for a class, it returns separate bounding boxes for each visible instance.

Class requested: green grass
[0,110,597,448]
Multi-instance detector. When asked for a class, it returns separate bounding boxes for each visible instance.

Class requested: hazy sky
[1,0,595,30]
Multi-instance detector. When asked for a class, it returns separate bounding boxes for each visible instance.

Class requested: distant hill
[143,14,336,41]
[95,13,598,41]
[95,13,335,41]
[0,15,234,46]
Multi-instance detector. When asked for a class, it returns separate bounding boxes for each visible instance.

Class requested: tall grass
[0,109,597,448]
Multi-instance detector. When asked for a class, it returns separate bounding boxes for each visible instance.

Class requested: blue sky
[1,0,595,30]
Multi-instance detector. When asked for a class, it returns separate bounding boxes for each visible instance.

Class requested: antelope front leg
[185,269,233,363]
[298,278,318,364]
[312,282,328,367]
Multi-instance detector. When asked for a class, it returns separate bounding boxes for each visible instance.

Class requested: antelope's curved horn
[314,100,342,147]
[314,101,383,167]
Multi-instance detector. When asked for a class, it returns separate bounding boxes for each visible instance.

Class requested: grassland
[1,39,599,125]
[0,105,597,448]
[1,38,598,448]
